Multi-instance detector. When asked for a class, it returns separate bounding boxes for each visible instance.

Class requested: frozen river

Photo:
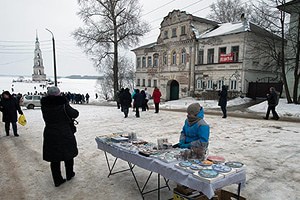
[0,76,100,99]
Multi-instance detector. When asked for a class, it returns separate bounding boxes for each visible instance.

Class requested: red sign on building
[220,53,234,63]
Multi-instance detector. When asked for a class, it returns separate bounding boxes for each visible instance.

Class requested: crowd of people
[117,87,161,118]
[0,85,280,189]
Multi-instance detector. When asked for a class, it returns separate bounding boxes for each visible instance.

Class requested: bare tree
[251,0,294,103]
[286,14,300,103]
[207,0,252,23]
[73,0,150,100]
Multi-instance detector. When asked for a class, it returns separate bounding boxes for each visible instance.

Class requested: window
[153,80,158,87]
[172,28,177,38]
[198,49,204,64]
[137,79,140,86]
[142,57,146,68]
[164,30,168,39]
[33,96,41,100]
[232,46,239,62]
[181,26,186,35]
[163,52,168,65]
[136,57,141,68]
[207,80,213,90]
[181,49,186,64]
[219,47,226,62]
[230,80,237,90]
[196,79,205,89]
[217,80,224,90]
[207,49,214,64]
[172,51,177,65]
[25,95,33,100]
[147,56,152,67]
[148,79,151,87]
[153,54,159,67]
[142,79,146,86]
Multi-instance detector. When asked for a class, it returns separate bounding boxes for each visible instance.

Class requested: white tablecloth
[95,137,246,199]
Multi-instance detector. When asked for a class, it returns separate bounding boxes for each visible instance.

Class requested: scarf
[187,114,201,126]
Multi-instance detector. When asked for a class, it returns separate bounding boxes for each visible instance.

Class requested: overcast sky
[0,0,214,77]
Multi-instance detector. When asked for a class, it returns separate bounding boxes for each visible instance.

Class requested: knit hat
[47,86,61,96]
[187,103,201,116]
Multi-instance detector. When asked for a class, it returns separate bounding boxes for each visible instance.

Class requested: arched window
[181,49,186,64]
[172,51,177,65]
[163,52,167,65]
[153,54,159,67]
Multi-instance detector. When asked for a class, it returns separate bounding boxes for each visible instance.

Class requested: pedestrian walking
[140,90,147,111]
[218,85,228,118]
[133,89,143,118]
[85,93,90,104]
[120,88,132,118]
[152,87,162,113]
[41,86,79,187]
[0,91,23,137]
[264,87,280,120]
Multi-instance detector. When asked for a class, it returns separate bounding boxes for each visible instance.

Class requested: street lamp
[45,28,57,86]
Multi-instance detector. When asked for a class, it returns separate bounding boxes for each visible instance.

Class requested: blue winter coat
[179,108,210,148]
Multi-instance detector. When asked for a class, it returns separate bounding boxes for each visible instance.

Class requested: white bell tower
[32,31,46,81]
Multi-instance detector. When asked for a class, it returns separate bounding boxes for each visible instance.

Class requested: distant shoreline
[0,75,103,80]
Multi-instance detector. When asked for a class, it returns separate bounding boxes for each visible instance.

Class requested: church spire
[32,31,46,82]
[36,29,38,41]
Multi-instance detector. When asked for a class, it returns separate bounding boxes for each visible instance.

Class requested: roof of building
[198,21,250,39]
[198,20,282,41]
[131,42,157,52]
[277,0,300,13]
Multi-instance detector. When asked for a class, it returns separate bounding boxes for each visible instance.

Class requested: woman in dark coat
[0,91,23,136]
[41,86,79,187]
[133,89,143,118]
[218,85,228,118]
[120,88,132,118]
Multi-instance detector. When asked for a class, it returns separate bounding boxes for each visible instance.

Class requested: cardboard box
[173,189,208,200]
[173,188,246,200]
[214,190,246,200]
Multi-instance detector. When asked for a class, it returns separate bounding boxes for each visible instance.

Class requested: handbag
[18,114,27,126]
[63,105,78,134]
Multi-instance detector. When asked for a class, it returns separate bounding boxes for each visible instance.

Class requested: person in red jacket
[152,87,162,113]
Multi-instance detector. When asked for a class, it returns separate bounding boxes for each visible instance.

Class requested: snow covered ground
[0,103,299,200]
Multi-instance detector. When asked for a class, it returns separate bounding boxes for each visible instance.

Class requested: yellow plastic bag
[18,114,27,126]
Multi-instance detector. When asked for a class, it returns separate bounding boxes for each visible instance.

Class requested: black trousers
[266,105,279,119]
[221,106,227,117]
[123,107,129,117]
[145,99,149,110]
[135,106,140,117]
[154,103,159,113]
[5,122,17,135]
[50,159,74,184]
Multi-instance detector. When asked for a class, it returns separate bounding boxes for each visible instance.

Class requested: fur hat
[47,86,61,96]
[187,103,201,116]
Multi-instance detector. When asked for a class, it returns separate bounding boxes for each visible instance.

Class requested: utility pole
[45,28,57,86]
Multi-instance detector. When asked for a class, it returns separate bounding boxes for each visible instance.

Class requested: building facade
[278,0,300,100]
[32,34,46,82]
[132,10,280,100]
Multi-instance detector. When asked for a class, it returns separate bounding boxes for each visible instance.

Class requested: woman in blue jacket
[179,103,210,149]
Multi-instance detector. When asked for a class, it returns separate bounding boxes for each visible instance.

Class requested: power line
[181,0,205,10]
[0,58,32,66]
[141,0,177,17]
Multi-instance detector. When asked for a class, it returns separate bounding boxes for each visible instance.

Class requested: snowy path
[0,104,299,200]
